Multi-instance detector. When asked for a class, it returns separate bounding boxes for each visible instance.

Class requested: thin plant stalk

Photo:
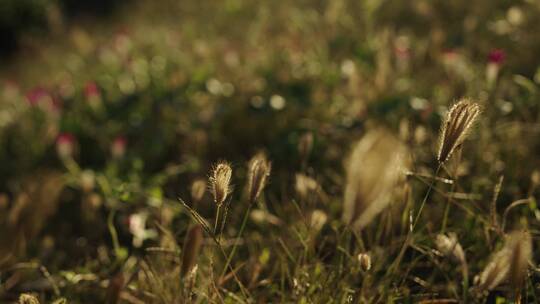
[214,204,221,235]
[221,203,253,279]
[441,147,462,232]
[412,163,442,231]
[178,198,251,299]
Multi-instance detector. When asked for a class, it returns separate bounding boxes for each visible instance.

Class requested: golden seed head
[191,178,207,203]
[475,247,510,293]
[247,153,271,204]
[181,225,204,277]
[295,173,319,199]
[435,233,466,264]
[508,230,532,289]
[210,161,232,206]
[357,253,372,271]
[18,294,40,304]
[310,209,328,233]
[437,99,481,163]
[342,129,410,231]
[475,230,532,292]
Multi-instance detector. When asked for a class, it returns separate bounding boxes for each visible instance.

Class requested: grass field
[2,0,540,303]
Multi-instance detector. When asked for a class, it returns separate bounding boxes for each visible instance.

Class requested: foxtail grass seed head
[357,253,372,271]
[310,209,328,233]
[475,230,532,293]
[191,179,207,203]
[18,294,40,304]
[295,173,318,199]
[508,230,532,289]
[435,233,466,264]
[475,247,510,293]
[210,161,232,206]
[342,129,410,231]
[181,225,204,277]
[437,99,481,163]
[247,153,271,204]
[250,209,283,226]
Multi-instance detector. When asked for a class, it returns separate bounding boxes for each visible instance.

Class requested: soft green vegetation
[2,0,540,303]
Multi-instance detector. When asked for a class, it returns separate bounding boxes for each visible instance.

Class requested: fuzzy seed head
[436,233,466,264]
[310,209,328,233]
[437,99,481,163]
[247,153,271,204]
[475,230,532,292]
[357,253,372,271]
[19,294,40,304]
[475,247,510,293]
[508,230,532,289]
[191,179,207,203]
[342,129,410,231]
[210,162,232,206]
[295,173,318,199]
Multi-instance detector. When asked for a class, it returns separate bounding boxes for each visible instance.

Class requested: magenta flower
[84,81,100,98]
[111,136,127,159]
[488,49,506,65]
[56,133,76,158]
[26,87,50,105]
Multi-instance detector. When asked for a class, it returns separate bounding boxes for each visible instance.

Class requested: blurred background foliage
[1,0,540,302]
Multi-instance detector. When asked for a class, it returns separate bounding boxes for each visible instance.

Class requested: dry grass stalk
[210,162,232,206]
[475,230,532,293]
[247,153,271,204]
[106,271,125,304]
[1,171,64,267]
[181,225,204,277]
[298,132,314,161]
[342,129,410,231]
[437,99,481,163]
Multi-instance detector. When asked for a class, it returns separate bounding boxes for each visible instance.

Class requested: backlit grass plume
[18,294,40,304]
[436,232,468,289]
[508,230,532,290]
[475,230,532,293]
[342,129,410,231]
[436,233,466,265]
[247,153,271,204]
[210,162,232,206]
[437,99,481,163]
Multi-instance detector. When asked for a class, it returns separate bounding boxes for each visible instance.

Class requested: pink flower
[56,133,76,158]
[111,136,127,159]
[84,81,100,98]
[395,45,411,60]
[26,87,50,105]
[488,49,506,65]
[442,49,459,61]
